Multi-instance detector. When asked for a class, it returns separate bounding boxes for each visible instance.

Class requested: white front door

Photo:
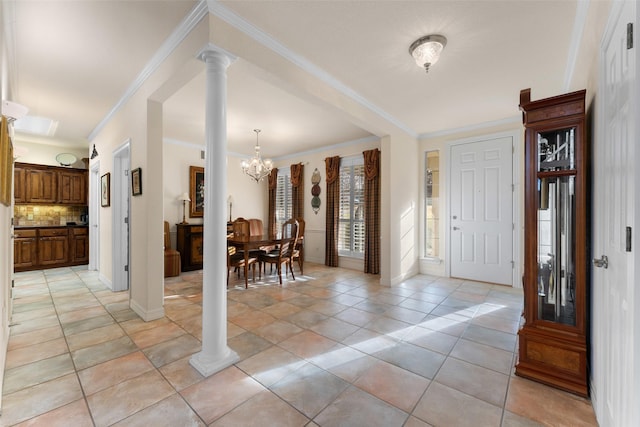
[593,2,636,425]
[450,136,513,285]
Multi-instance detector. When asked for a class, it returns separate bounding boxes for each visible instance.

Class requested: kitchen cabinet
[38,228,69,266]
[70,226,89,263]
[13,226,89,272]
[15,163,87,205]
[27,168,57,203]
[14,228,37,269]
[515,88,589,397]
[14,165,26,203]
[176,224,203,271]
[59,169,88,205]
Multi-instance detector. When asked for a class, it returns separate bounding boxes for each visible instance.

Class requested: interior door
[112,142,130,292]
[594,2,636,425]
[450,136,513,285]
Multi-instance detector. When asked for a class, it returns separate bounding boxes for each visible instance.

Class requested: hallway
[2,264,597,426]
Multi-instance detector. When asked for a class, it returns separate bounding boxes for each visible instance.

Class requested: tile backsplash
[14,205,87,226]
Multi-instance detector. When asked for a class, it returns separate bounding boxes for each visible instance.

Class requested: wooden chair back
[164,221,172,250]
[232,217,251,238]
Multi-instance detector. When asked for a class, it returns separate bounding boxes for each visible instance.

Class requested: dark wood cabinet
[176,224,203,271]
[15,163,88,205]
[59,169,88,205]
[515,88,589,397]
[70,227,89,263]
[14,229,37,269]
[27,168,57,203]
[38,228,69,266]
[13,226,89,272]
[14,166,26,203]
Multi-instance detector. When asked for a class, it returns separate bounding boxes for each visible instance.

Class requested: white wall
[162,140,268,249]
[12,137,89,169]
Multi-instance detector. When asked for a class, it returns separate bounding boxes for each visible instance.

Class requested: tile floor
[2,264,598,426]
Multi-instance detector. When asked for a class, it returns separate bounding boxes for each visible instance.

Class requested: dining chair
[259,218,298,285]
[229,217,256,287]
[227,245,257,288]
[291,217,305,275]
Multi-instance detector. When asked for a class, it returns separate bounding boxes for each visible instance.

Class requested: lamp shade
[179,192,191,202]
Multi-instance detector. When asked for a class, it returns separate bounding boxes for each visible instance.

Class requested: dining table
[227,234,278,287]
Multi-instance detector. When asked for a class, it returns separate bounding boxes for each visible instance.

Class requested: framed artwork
[131,167,142,196]
[101,172,110,207]
[0,117,13,207]
[189,166,204,217]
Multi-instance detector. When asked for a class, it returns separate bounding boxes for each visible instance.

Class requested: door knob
[453,226,460,231]
[593,255,608,269]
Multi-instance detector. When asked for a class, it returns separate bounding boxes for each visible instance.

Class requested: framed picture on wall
[189,166,204,217]
[0,117,13,207]
[131,167,142,196]
[101,173,110,207]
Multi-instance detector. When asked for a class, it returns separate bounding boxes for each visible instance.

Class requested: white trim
[420,116,521,140]
[89,161,100,271]
[273,135,380,162]
[111,140,130,292]
[563,0,590,92]
[130,299,165,322]
[445,129,521,287]
[99,272,112,289]
[88,1,208,141]
[207,1,416,138]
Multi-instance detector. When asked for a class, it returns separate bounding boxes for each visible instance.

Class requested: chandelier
[241,129,273,182]
[409,34,447,73]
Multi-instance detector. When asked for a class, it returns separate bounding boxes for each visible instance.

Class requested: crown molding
[563,0,590,92]
[88,0,208,141]
[419,115,521,140]
[272,135,380,162]
[207,0,417,139]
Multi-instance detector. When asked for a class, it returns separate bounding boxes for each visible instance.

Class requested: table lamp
[178,192,191,224]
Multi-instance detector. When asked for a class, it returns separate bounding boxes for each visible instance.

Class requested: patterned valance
[363,148,380,180]
[325,156,340,184]
[290,163,303,187]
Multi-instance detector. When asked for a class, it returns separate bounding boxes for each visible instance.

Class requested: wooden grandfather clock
[515,88,589,397]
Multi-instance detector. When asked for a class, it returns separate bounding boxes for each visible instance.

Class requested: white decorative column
[189,46,239,376]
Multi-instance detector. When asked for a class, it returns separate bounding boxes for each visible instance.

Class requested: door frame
[89,160,100,271]
[112,140,130,292]
[446,129,522,287]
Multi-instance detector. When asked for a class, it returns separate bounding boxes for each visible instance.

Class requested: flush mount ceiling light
[241,129,273,183]
[409,34,447,73]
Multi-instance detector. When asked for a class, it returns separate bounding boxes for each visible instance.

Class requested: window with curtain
[275,167,292,236]
[339,156,365,258]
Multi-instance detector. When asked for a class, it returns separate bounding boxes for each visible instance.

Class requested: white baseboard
[99,272,112,290]
[130,299,165,322]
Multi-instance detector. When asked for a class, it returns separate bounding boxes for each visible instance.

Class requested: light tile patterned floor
[2,264,598,426]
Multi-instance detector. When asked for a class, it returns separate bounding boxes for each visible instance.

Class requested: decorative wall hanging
[311,168,321,214]
[189,166,204,217]
[131,167,142,196]
[100,173,110,207]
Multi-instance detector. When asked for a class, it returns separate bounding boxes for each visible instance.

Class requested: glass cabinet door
[535,126,577,326]
[537,175,576,325]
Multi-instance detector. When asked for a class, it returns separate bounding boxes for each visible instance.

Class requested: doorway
[89,161,100,271]
[592,1,637,424]
[112,140,130,292]
[449,133,517,286]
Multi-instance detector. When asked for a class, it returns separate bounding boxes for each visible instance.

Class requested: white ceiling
[4,0,587,159]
